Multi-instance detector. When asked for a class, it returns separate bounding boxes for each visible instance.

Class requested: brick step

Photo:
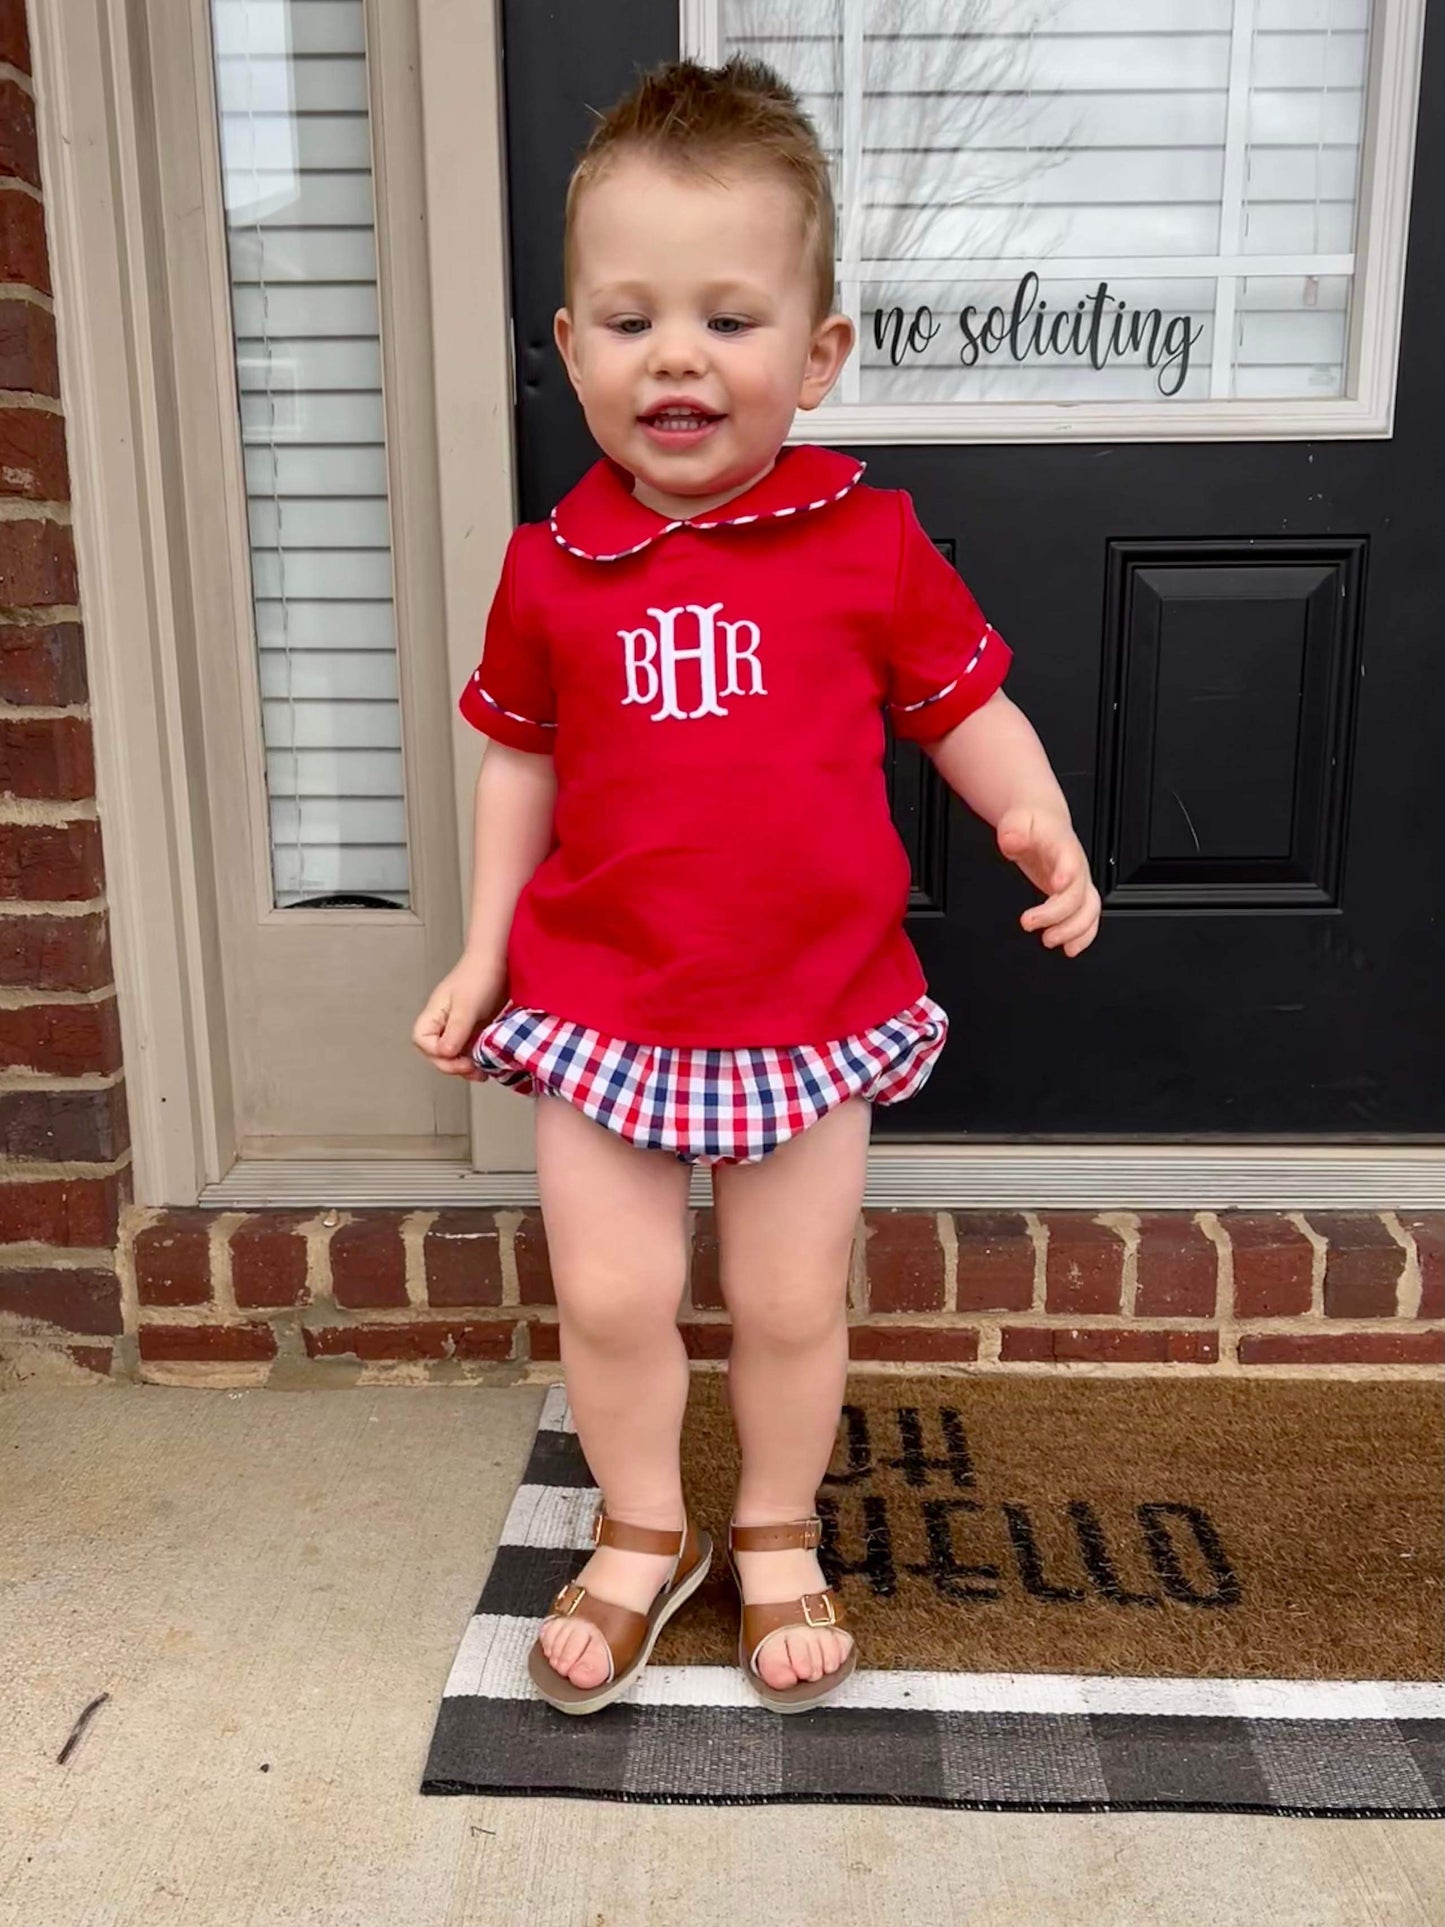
[2,1205,1439,1383]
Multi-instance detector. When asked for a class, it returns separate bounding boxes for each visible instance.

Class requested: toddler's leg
[533,1093,692,1689]
[713,1096,871,1690]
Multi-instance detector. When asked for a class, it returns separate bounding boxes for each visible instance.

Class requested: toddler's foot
[536,1532,681,1691]
[731,1533,853,1690]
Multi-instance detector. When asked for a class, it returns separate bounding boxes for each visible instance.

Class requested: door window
[211,0,407,906]
[687,0,1422,437]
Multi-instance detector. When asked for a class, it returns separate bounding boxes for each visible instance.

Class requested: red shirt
[459,444,1012,1046]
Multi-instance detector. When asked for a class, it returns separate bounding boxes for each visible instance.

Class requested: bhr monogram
[619,601,766,722]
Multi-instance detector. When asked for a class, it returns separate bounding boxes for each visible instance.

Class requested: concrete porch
[2,1381,1440,1927]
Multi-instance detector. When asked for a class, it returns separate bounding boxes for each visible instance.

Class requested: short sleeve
[884,492,1012,743]
[457,531,558,754]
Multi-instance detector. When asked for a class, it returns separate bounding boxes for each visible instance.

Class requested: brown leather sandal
[727,1516,857,1712]
[527,1505,712,1715]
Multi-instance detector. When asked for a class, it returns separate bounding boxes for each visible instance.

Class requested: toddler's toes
[540,1616,611,1689]
[754,1630,804,1690]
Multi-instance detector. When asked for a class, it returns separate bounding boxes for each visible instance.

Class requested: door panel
[500,0,1444,1139]
[147,0,466,1150]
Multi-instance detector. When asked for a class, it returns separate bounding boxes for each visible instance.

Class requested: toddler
[413,56,1100,1715]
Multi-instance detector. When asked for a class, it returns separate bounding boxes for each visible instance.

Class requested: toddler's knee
[554,1261,684,1350]
[731,1287,844,1354]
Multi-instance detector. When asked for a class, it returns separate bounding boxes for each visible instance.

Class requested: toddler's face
[555,154,854,517]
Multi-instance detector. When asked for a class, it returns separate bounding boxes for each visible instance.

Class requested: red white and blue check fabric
[470,996,949,1165]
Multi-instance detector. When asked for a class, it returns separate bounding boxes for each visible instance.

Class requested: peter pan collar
[549,443,867,562]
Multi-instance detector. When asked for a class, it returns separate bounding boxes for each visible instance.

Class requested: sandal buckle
[801,1591,835,1628]
[801,1516,822,1549]
[552,1581,586,1617]
[590,1507,605,1547]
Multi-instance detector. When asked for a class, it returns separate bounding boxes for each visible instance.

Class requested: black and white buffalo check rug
[420,1386,1445,1815]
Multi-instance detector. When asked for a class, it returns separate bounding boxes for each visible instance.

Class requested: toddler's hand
[996,806,1101,958]
[411,956,507,1078]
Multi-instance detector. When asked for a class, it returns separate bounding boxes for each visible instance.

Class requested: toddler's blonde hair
[563,55,837,325]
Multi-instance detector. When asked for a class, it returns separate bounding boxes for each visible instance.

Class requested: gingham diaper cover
[469,995,949,1165]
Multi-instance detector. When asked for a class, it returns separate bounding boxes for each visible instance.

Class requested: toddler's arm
[411,744,557,1075]
[925,689,1101,958]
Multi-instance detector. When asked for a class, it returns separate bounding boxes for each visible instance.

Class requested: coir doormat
[422,1376,1445,1815]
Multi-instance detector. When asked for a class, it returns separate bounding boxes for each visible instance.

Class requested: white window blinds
[210,0,407,907]
[715,0,1373,405]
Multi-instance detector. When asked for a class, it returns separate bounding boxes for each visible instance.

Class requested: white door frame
[29,0,525,1203]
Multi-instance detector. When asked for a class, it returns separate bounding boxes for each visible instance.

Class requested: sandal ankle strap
[728,1516,822,1553]
[592,1505,688,1556]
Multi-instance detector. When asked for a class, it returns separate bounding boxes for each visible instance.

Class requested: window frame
[683,0,1426,441]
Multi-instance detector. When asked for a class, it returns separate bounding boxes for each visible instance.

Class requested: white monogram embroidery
[619,602,766,721]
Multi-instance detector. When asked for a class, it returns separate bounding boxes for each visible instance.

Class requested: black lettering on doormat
[904,1497,1001,1602]
[817,1493,897,1597]
[1002,1503,1087,1603]
[1067,1499,1160,1607]
[881,1407,977,1488]
[821,1405,875,1486]
[1138,1502,1243,1608]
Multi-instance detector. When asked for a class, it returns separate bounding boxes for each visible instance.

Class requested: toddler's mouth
[639,404,725,435]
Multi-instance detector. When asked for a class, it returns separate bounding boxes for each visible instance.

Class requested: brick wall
[112,1205,1442,1388]
[0,0,131,1383]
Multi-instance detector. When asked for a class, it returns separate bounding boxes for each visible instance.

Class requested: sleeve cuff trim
[887,627,996,715]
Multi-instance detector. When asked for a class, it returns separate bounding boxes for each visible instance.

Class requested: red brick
[0,716,92,801]
[0,997,118,1074]
[689,1207,722,1311]
[302,1320,518,1362]
[1223,1212,1314,1317]
[997,1325,1054,1362]
[679,1322,732,1359]
[0,515,76,603]
[0,405,67,499]
[527,1319,561,1361]
[1239,1330,1444,1367]
[0,1170,126,1245]
[1001,1325,1217,1364]
[0,1264,121,1334]
[0,300,59,397]
[0,909,109,988]
[329,1213,406,1308]
[848,1323,979,1362]
[864,1210,946,1313]
[0,189,49,293]
[1308,1213,1405,1318]
[0,818,104,901]
[138,1323,278,1363]
[0,620,85,705]
[0,78,39,188]
[230,1213,310,1309]
[952,1210,1034,1312]
[0,1,29,74]
[513,1210,554,1306]
[68,1344,114,1376]
[1134,1213,1218,1317]
[1400,1213,1443,1321]
[1043,1214,1124,1315]
[423,1209,503,1306]
[0,1081,128,1161]
[134,1211,213,1307]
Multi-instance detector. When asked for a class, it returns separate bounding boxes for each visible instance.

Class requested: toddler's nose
[646,325,708,380]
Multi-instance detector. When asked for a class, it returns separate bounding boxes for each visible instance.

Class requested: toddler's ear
[798,312,856,412]
[553,307,583,393]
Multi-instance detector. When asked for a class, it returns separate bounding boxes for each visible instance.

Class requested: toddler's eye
[609,317,649,335]
[710,316,751,336]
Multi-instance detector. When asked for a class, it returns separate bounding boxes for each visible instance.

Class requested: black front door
[499,0,1444,1141]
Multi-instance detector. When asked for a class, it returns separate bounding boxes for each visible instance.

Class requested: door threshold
[198,1144,1443,1211]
